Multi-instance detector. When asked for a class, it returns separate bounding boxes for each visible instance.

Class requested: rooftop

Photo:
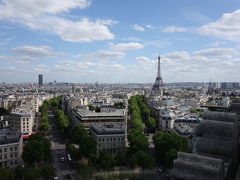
[90,124,125,135]
[0,129,22,145]
[76,109,125,117]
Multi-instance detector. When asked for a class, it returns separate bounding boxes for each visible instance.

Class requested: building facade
[73,109,126,130]
[0,130,23,167]
[38,74,43,86]
[9,108,34,135]
[89,124,126,157]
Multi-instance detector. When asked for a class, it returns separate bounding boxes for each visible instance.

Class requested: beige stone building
[89,124,126,157]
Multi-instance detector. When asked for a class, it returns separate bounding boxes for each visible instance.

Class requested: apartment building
[9,107,34,135]
[0,130,23,167]
[89,124,126,157]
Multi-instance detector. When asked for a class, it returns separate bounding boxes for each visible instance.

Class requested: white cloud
[209,41,226,47]
[198,9,240,42]
[0,0,90,18]
[163,51,190,61]
[146,25,155,29]
[54,60,126,73]
[109,42,144,51]
[163,26,187,33]
[52,18,116,42]
[11,45,65,57]
[131,24,145,32]
[0,56,12,60]
[0,36,15,46]
[0,0,116,42]
[193,48,239,58]
[78,50,125,60]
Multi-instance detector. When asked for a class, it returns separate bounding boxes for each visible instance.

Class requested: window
[4,154,7,159]
[10,147,13,151]
[10,153,13,158]
[99,138,101,142]
[4,148,7,152]
[0,155,2,160]
[15,153,17,157]
[14,147,17,151]
[0,149,2,153]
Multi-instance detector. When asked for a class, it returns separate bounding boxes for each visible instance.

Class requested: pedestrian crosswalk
[57,169,76,176]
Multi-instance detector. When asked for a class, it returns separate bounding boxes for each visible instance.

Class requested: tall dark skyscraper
[38,74,43,86]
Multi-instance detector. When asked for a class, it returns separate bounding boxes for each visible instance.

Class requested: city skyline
[0,0,240,83]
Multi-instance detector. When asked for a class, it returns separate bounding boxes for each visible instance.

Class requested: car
[67,154,72,161]
[157,168,163,174]
[53,176,59,180]
[60,157,65,162]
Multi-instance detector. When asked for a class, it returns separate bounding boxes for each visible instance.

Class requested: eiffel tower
[152,55,164,91]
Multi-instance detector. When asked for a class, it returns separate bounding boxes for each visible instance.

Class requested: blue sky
[0,0,240,83]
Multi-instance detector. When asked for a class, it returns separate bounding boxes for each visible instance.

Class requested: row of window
[99,142,124,148]
[98,137,124,142]
[0,152,18,160]
[0,146,18,153]
[0,160,18,167]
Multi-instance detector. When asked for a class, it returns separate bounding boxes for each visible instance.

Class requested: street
[47,110,76,180]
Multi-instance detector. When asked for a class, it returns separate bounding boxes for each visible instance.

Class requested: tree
[72,124,88,144]
[0,168,14,180]
[96,151,115,170]
[54,109,69,132]
[28,133,43,141]
[128,154,137,168]
[14,166,25,180]
[71,124,97,159]
[22,140,43,165]
[115,149,127,166]
[77,162,94,180]
[40,163,55,180]
[153,131,190,166]
[42,139,53,162]
[23,167,40,180]
[22,133,52,165]
[135,150,154,170]
[164,149,178,168]
[80,136,97,158]
[114,102,125,109]
[95,106,101,113]
[147,117,156,130]
[66,143,81,160]
[39,121,50,132]
[128,129,149,154]
[88,104,95,111]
